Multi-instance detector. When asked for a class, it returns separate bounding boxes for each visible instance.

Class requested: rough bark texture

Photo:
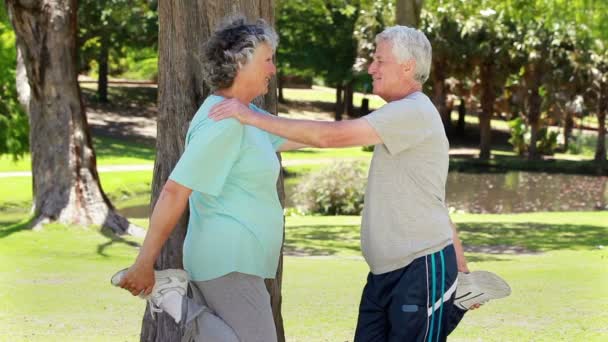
[6,0,140,235]
[142,1,284,341]
[479,63,494,160]
[396,0,424,28]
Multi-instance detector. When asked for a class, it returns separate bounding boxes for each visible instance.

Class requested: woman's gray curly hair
[202,17,278,90]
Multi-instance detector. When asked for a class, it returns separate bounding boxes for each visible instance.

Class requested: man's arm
[277,140,308,152]
[209,99,382,148]
[451,219,470,273]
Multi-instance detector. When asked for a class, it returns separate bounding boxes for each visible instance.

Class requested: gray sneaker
[454,271,511,310]
[111,268,189,323]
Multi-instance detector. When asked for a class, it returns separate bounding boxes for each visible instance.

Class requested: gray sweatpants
[182,272,277,342]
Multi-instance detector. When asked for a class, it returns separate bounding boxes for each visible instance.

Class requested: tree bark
[6,0,140,235]
[595,81,607,165]
[479,63,494,160]
[396,0,424,28]
[97,34,109,102]
[335,82,344,121]
[527,84,542,160]
[457,97,466,137]
[344,79,354,117]
[431,60,450,133]
[143,1,284,341]
[277,72,285,104]
[563,110,573,151]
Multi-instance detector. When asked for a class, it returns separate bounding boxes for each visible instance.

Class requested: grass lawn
[1,211,606,341]
[0,136,154,172]
[283,86,386,110]
[0,171,153,211]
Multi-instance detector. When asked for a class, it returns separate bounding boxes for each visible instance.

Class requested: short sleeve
[363,97,432,155]
[169,118,243,196]
[248,103,286,151]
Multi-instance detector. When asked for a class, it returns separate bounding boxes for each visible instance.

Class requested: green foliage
[294,160,367,215]
[508,117,527,155]
[115,47,158,81]
[78,0,158,78]
[0,6,28,158]
[277,0,361,87]
[508,117,559,156]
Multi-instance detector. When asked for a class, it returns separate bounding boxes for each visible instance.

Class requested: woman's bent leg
[195,272,277,342]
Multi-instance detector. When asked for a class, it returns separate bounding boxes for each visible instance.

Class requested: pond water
[118,171,608,218]
[444,172,608,213]
[284,171,608,214]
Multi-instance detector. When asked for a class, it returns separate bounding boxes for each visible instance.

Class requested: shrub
[294,160,367,215]
[508,117,559,156]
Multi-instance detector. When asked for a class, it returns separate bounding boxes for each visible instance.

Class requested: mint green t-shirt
[169,95,285,281]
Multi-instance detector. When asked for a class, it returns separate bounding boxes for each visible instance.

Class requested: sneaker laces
[148,293,164,319]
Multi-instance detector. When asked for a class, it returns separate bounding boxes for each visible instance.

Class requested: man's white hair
[375,26,432,84]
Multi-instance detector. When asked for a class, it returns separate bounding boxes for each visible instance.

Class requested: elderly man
[210,25,509,341]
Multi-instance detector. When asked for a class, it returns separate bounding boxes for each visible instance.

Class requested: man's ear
[403,59,416,74]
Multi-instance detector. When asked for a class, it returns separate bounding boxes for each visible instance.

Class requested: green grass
[0,136,154,172]
[283,86,386,110]
[281,146,371,161]
[1,211,606,341]
[0,171,152,210]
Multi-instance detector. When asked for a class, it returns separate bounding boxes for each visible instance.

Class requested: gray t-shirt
[361,91,453,274]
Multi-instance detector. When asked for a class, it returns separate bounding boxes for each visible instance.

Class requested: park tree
[420,4,467,132]
[396,0,423,28]
[0,4,27,158]
[78,0,158,102]
[275,0,327,103]
[461,9,517,160]
[322,0,361,120]
[587,43,608,167]
[144,1,285,341]
[5,0,140,234]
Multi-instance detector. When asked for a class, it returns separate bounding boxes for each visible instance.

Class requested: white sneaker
[454,271,511,310]
[111,268,189,323]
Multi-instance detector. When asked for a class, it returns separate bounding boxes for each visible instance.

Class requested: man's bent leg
[388,245,458,342]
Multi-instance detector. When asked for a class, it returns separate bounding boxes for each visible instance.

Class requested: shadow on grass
[457,222,608,252]
[96,226,141,257]
[0,217,33,239]
[284,221,608,257]
[93,136,155,161]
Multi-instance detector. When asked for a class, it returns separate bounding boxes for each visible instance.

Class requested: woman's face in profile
[234,42,276,97]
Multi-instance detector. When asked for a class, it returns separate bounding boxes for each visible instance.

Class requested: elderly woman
[112,17,302,342]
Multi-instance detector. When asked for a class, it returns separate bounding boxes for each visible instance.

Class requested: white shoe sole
[455,271,511,310]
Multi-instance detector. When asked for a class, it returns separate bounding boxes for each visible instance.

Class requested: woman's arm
[119,180,192,296]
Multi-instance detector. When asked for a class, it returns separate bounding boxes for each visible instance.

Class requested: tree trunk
[396,0,424,28]
[563,110,573,151]
[595,81,607,166]
[335,82,344,121]
[144,1,284,341]
[457,97,466,136]
[6,0,140,235]
[527,85,542,160]
[344,79,354,117]
[431,60,450,133]
[97,34,109,103]
[479,63,494,160]
[277,72,285,104]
